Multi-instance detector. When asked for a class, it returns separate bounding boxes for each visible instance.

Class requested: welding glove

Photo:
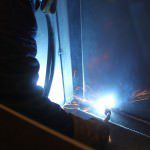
[72,115,109,149]
[40,0,57,14]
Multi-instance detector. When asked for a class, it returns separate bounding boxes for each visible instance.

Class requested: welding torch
[104,108,111,122]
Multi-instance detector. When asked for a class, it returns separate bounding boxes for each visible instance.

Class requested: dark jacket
[0,0,73,137]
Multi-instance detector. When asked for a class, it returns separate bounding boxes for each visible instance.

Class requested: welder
[0,0,109,148]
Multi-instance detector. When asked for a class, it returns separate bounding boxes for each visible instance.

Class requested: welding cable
[79,0,85,98]
[55,11,67,104]
[43,14,55,97]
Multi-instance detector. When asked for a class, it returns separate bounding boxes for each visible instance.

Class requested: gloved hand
[72,115,110,149]
[40,0,57,14]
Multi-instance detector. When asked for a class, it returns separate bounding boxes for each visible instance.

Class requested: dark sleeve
[0,0,39,95]
[0,1,73,137]
[0,92,74,137]
[0,0,37,57]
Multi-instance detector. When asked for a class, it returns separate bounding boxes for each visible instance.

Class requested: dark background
[68,0,150,121]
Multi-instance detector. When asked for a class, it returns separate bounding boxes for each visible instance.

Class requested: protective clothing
[0,1,109,148]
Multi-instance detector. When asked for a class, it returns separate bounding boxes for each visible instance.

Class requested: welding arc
[44,14,55,97]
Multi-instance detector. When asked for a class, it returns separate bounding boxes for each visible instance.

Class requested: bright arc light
[101,95,116,109]
[92,94,116,115]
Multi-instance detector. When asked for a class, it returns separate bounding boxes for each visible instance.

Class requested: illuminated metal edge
[92,108,150,138]
[111,108,150,138]
[65,107,150,138]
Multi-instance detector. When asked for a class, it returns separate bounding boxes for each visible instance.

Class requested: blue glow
[35,10,48,87]
[48,61,64,106]
[36,0,73,106]
[92,93,117,115]
[35,10,64,105]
